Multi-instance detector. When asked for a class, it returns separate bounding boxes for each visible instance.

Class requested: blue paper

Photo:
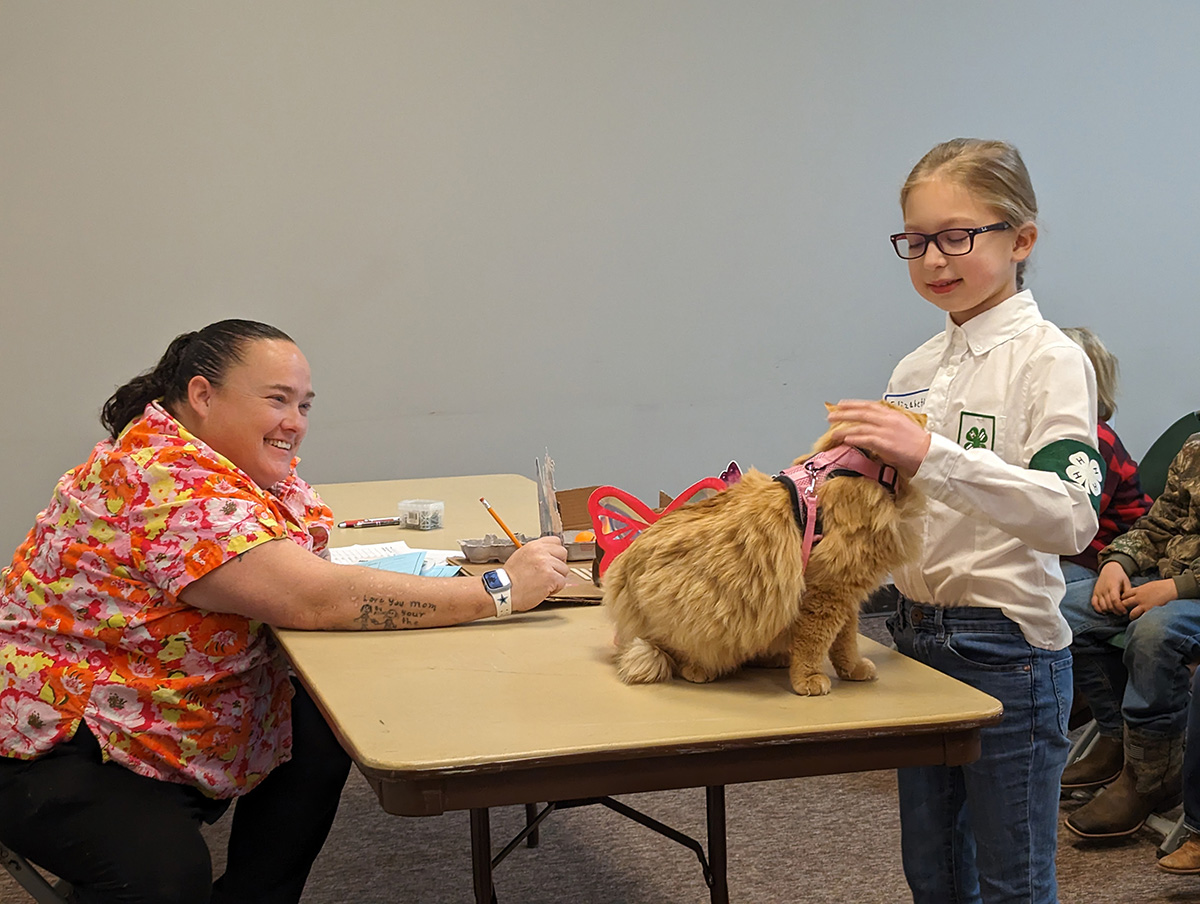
[357,552,461,578]
[358,552,427,574]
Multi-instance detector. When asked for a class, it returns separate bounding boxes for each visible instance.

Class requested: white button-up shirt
[884,290,1101,650]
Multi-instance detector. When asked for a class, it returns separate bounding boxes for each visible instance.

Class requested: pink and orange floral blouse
[0,402,333,798]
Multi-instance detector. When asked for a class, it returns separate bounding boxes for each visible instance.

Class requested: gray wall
[2,2,1198,555]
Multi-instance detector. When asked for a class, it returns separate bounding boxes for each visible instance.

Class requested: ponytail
[100,320,293,439]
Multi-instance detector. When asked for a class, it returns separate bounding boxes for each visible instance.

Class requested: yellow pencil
[479,497,523,547]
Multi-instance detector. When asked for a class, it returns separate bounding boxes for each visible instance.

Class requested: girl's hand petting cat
[827,399,931,479]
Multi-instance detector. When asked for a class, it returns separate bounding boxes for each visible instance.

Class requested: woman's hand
[1123,578,1178,621]
[504,536,569,612]
[1091,561,1131,614]
[826,400,931,479]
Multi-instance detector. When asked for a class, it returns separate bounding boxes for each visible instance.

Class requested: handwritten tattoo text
[354,595,438,629]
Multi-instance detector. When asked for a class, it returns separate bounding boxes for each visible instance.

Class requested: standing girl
[828,139,1102,904]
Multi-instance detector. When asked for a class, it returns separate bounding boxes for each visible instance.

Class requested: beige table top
[278,474,1003,817]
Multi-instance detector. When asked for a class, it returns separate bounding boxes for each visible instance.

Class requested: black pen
[336,517,407,529]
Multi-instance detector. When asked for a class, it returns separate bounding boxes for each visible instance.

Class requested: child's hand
[1123,578,1178,620]
[827,400,931,479]
[1092,561,1131,614]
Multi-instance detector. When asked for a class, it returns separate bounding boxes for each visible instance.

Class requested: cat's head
[793,401,927,565]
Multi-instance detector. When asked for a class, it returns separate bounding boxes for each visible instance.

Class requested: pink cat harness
[774,445,899,568]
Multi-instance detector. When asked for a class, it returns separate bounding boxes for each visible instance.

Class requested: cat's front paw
[835,657,876,682]
[790,671,832,696]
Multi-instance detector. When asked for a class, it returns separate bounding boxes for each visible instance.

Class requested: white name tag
[883,388,929,411]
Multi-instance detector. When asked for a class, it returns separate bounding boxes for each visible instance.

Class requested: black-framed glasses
[889,222,1011,260]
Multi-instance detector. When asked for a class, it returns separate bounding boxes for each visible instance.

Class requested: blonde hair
[1061,326,1119,422]
[900,138,1038,290]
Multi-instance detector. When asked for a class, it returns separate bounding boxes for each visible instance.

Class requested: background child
[1057,326,1153,791]
[829,138,1101,904]
[1061,434,1200,839]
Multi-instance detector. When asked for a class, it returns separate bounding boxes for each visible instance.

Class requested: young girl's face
[901,176,1036,325]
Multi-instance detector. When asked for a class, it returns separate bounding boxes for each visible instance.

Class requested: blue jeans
[1061,568,1200,738]
[1185,668,1200,831]
[1059,562,1126,736]
[888,597,1072,904]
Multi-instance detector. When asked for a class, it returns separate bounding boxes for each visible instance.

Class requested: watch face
[484,570,510,591]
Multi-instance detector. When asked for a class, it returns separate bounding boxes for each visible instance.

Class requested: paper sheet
[330,541,461,576]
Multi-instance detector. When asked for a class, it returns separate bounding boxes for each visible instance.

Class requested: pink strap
[776,445,898,568]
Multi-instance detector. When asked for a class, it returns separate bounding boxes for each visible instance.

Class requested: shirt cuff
[1173,571,1200,600]
[1097,552,1138,579]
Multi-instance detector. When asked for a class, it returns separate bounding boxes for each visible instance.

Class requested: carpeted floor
[5,613,1200,903]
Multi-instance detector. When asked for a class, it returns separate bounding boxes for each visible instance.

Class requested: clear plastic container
[397,499,444,530]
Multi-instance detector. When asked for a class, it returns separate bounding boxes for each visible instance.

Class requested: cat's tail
[617,637,675,684]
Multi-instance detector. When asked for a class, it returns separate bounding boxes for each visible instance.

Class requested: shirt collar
[136,401,301,493]
[945,289,1042,356]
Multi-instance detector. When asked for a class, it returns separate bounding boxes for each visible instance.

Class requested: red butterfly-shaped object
[587,464,740,579]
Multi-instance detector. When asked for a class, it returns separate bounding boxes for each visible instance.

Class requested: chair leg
[1066,720,1100,767]
[0,842,71,904]
[1155,813,1190,857]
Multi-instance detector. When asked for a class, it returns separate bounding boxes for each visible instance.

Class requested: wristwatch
[482,568,513,618]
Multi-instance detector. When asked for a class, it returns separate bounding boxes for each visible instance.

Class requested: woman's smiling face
[188,338,313,489]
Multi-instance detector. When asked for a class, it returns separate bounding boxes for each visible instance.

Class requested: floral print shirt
[0,402,333,798]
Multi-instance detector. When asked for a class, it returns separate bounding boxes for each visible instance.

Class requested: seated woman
[0,320,568,904]
[1057,327,1152,788]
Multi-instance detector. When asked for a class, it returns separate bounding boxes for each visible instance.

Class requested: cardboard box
[555,486,601,534]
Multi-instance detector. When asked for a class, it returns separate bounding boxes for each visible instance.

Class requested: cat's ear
[824,401,836,414]
[914,412,928,428]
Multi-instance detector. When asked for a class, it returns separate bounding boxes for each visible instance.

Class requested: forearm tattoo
[355,595,438,629]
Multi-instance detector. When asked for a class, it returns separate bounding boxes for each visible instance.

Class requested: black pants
[0,679,352,904]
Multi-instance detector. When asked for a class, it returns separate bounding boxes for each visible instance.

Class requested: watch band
[482,570,513,618]
[492,590,512,619]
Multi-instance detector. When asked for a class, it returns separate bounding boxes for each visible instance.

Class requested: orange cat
[603,403,926,695]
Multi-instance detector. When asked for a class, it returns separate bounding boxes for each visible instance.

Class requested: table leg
[524,802,540,847]
[706,786,728,904]
[470,807,494,904]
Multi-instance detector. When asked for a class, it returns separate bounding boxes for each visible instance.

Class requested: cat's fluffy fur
[603,404,926,696]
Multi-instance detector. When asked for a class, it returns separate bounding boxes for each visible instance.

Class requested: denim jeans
[1061,568,1200,737]
[1185,667,1200,831]
[888,597,1072,904]
[1059,562,1126,737]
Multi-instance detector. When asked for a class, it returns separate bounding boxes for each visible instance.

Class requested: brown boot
[1159,835,1200,874]
[1066,727,1183,838]
[1061,734,1123,789]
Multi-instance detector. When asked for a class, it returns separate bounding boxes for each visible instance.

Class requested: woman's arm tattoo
[355,595,439,629]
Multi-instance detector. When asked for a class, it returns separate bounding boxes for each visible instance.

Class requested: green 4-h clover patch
[1029,439,1106,513]
[957,412,995,450]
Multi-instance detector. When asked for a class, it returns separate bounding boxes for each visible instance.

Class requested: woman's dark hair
[101,319,294,439]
